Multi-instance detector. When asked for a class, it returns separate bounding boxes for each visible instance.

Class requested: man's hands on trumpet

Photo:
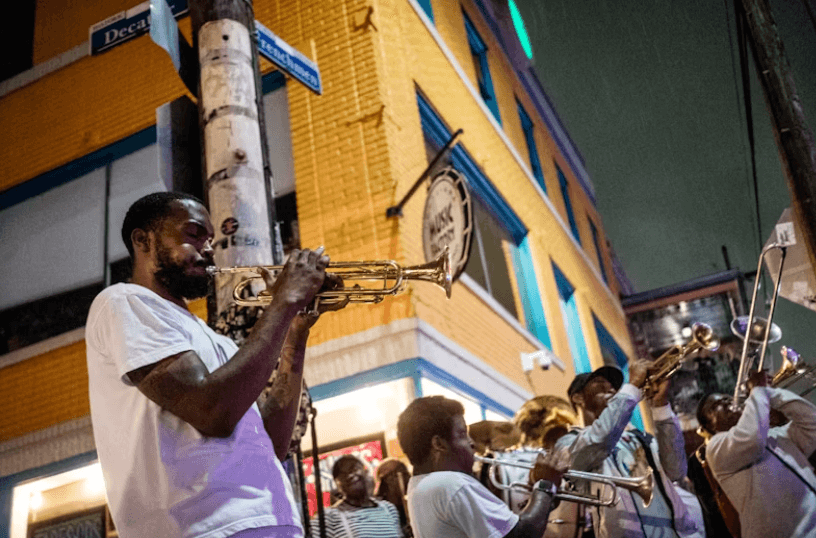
[258,247,348,317]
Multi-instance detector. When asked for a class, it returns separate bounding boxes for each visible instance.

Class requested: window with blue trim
[417,92,550,346]
[415,0,434,23]
[463,12,501,124]
[589,218,609,284]
[517,100,545,193]
[553,263,590,374]
[593,315,643,429]
[556,164,580,244]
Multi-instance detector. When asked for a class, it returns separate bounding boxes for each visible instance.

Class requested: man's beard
[154,245,211,300]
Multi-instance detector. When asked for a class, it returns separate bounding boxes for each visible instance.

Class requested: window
[463,12,501,124]
[517,100,545,193]
[416,0,434,22]
[418,92,550,346]
[589,218,609,284]
[557,165,580,244]
[553,264,590,374]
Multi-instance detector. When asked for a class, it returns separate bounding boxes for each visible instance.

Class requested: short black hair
[121,192,204,258]
[696,392,718,434]
[332,454,364,480]
[397,396,465,466]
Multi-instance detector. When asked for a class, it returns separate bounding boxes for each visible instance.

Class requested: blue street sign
[90,0,188,55]
[255,22,322,95]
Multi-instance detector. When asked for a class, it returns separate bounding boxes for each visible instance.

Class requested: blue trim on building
[309,358,515,418]
[512,237,551,349]
[462,11,501,125]
[517,100,546,194]
[416,0,434,23]
[0,451,98,538]
[416,93,525,243]
[0,126,157,211]
[261,69,287,94]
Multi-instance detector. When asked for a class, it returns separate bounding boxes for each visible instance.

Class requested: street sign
[255,21,322,95]
[90,0,188,55]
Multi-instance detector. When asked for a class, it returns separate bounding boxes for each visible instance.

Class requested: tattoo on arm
[262,344,303,410]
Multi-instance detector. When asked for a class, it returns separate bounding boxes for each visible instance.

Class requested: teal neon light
[508,0,533,60]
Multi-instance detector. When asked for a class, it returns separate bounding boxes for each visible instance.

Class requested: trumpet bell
[730,316,782,344]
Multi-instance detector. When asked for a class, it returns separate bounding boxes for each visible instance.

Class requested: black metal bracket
[386,129,463,218]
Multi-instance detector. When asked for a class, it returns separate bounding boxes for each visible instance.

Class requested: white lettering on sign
[422,168,473,279]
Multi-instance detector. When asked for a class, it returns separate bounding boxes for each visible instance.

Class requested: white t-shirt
[85,283,302,538]
[406,471,519,538]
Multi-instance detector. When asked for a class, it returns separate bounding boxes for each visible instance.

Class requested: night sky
[514,0,816,361]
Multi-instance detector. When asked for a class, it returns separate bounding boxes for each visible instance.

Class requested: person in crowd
[397,395,564,538]
[375,459,412,537]
[311,455,403,538]
[553,363,705,538]
[86,192,345,538]
[696,369,816,538]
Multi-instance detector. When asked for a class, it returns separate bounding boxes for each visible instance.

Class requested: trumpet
[474,455,653,508]
[771,346,816,396]
[208,247,453,307]
[642,322,720,399]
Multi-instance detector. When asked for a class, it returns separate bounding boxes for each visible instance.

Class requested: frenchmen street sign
[90,0,188,55]
[255,22,322,95]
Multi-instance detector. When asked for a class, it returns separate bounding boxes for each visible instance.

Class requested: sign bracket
[386,128,463,218]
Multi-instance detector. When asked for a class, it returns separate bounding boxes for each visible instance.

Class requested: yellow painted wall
[0,0,632,442]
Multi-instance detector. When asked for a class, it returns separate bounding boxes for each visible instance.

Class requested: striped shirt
[310,500,402,538]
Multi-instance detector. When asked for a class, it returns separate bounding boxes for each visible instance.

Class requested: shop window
[463,12,501,125]
[589,218,609,284]
[557,164,581,244]
[517,100,545,193]
[10,462,117,538]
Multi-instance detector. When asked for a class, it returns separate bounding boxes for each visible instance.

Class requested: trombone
[642,322,720,399]
[474,455,653,508]
[731,242,788,411]
[208,247,453,307]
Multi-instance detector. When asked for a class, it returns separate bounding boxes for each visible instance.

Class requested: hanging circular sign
[422,167,473,280]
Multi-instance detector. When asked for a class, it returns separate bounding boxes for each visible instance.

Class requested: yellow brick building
[0,0,635,534]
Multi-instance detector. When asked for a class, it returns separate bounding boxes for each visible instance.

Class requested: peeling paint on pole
[199,19,273,312]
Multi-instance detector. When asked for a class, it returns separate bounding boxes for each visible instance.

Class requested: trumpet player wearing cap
[696,370,816,538]
[553,362,705,538]
[397,396,566,538]
[85,192,347,538]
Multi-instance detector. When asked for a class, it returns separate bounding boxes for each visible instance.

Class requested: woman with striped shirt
[311,455,403,538]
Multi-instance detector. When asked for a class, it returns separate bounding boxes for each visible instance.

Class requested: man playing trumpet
[553,363,705,538]
[397,395,566,538]
[86,192,347,538]
[696,369,816,538]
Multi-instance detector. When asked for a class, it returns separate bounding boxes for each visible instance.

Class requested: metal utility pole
[738,0,816,279]
[189,0,282,328]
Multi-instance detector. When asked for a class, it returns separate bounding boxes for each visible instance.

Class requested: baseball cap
[567,366,624,401]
